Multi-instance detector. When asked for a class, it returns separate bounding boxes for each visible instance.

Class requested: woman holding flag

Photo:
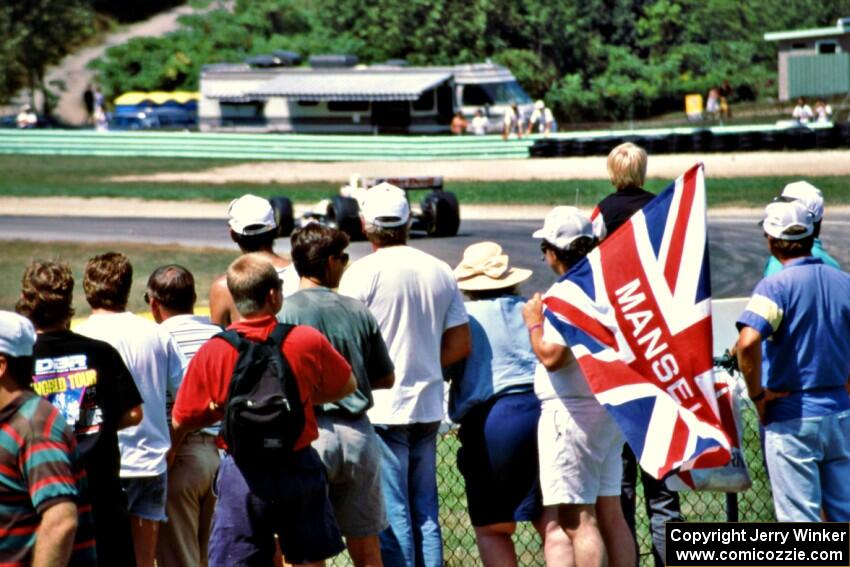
[524,206,634,567]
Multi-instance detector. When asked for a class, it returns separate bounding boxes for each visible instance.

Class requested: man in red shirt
[171,253,356,567]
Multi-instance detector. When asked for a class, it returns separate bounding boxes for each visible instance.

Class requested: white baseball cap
[533,206,594,250]
[227,194,277,235]
[0,311,36,358]
[535,100,545,110]
[781,181,824,222]
[361,182,410,228]
[761,200,814,241]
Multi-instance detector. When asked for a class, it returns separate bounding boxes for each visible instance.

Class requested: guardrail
[0,130,534,161]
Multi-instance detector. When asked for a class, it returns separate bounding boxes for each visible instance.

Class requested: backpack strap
[267,323,294,348]
[214,330,258,402]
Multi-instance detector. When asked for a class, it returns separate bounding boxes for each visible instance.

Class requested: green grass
[2,155,850,207]
[0,239,238,318]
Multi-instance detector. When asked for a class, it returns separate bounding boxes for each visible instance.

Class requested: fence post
[725,492,739,522]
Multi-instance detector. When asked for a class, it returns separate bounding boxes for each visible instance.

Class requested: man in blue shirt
[763,181,839,276]
[737,199,850,522]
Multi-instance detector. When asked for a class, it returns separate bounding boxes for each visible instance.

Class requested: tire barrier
[529,122,849,158]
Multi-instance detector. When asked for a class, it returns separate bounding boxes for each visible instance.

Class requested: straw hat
[454,242,532,291]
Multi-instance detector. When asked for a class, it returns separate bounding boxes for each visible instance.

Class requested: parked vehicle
[199,59,532,134]
[270,175,461,241]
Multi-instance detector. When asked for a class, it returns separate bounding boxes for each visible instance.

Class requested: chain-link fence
[331,401,773,566]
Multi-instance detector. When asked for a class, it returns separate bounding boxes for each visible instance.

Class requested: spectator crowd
[0,142,848,567]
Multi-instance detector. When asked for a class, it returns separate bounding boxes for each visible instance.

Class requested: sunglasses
[337,252,350,265]
[143,292,154,304]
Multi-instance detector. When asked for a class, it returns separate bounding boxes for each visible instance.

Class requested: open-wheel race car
[269,175,461,241]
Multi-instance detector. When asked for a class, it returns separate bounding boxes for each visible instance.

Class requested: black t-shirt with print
[31,330,142,494]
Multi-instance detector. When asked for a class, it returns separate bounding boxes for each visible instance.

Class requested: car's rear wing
[363,176,444,190]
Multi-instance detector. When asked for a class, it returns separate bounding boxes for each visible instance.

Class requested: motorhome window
[328,101,370,112]
[297,100,320,106]
[462,81,532,106]
[412,89,435,111]
[462,84,491,106]
[220,102,265,125]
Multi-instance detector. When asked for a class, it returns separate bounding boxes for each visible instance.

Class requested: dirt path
[44,4,203,125]
[112,150,850,184]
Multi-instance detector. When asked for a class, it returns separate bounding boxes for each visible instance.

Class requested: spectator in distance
[737,200,850,521]
[763,181,839,276]
[502,102,523,140]
[17,260,143,567]
[471,109,488,136]
[449,241,571,566]
[172,253,356,566]
[526,100,555,137]
[524,207,634,567]
[146,265,222,567]
[279,224,395,566]
[339,182,471,567]
[450,112,469,135]
[209,194,299,327]
[76,252,187,567]
[0,311,95,566]
[792,97,813,124]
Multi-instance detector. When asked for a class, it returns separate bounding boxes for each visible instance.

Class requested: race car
[269,175,461,240]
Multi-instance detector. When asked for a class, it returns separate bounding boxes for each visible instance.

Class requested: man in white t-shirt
[209,194,300,327]
[339,183,471,567]
[77,252,186,567]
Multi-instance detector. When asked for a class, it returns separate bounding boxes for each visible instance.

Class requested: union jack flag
[543,164,733,480]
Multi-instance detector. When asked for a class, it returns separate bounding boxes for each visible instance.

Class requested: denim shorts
[457,391,542,526]
[121,473,168,522]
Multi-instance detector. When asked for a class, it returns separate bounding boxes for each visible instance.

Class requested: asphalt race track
[2,214,849,301]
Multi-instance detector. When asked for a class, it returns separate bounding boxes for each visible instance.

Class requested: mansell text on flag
[542,164,732,480]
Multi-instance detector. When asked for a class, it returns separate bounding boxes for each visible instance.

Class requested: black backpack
[216,323,305,465]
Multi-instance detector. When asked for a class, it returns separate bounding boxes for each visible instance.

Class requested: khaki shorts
[538,399,623,506]
[313,413,388,538]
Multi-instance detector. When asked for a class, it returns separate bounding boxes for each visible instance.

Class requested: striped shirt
[161,314,222,435]
[0,392,96,566]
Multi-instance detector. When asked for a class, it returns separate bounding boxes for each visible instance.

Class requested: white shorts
[538,399,623,505]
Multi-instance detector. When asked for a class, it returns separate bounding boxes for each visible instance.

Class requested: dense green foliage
[90,0,850,121]
[0,0,94,112]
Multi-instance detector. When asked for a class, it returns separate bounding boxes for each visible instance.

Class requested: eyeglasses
[539,241,551,260]
[339,252,349,265]
[143,292,152,304]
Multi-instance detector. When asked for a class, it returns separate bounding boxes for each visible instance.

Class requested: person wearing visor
[523,207,634,567]
[737,200,850,522]
[763,181,839,277]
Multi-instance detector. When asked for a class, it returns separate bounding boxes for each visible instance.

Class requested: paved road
[2,215,849,299]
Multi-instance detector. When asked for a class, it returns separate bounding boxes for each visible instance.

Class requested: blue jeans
[765,409,850,521]
[374,422,442,567]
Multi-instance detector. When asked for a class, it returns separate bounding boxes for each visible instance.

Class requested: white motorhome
[199,58,532,134]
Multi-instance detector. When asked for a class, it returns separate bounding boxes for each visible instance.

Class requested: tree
[0,0,93,113]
